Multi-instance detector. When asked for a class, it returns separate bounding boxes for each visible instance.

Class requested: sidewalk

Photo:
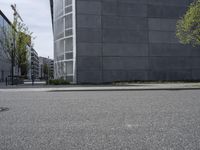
[0,82,200,92]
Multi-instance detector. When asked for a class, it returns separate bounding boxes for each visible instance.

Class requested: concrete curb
[48,87,200,92]
[1,85,200,92]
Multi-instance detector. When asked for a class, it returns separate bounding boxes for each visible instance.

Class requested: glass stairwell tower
[52,0,76,83]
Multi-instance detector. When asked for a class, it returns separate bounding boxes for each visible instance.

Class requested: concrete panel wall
[147,1,200,82]
[103,44,148,57]
[76,0,200,83]
[76,0,103,83]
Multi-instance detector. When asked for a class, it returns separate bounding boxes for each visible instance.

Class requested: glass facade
[0,15,4,47]
[0,13,12,82]
[53,0,76,82]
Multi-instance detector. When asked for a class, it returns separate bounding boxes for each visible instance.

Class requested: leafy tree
[15,22,33,76]
[176,0,200,46]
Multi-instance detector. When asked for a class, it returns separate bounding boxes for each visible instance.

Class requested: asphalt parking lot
[0,90,200,150]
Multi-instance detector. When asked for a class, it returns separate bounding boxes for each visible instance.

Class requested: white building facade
[52,0,76,82]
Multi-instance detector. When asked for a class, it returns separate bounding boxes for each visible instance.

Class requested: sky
[0,0,54,59]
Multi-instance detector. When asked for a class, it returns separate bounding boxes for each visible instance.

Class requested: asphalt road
[0,90,200,150]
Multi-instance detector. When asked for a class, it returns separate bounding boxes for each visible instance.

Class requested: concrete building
[0,10,12,82]
[39,56,54,79]
[29,48,39,79]
[50,0,200,84]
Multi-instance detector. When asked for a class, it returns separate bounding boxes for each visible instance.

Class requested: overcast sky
[0,0,54,59]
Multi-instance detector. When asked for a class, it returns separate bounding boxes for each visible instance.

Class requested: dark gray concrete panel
[148,0,189,6]
[167,70,192,80]
[103,57,148,70]
[77,15,101,28]
[149,70,192,81]
[148,71,168,80]
[126,70,148,81]
[118,0,147,4]
[103,44,148,57]
[77,70,102,83]
[103,29,148,43]
[77,56,102,70]
[148,18,177,31]
[102,1,118,16]
[103,0,190,6]
[102,16,147,30]
[102,29,121,43]
[103,70,127,82]
[190,57,200,69]
[103,70,148,82]
[190,46,200,56]
[149,44,191,56]
[149,31,179,44]
[77,1,101,15]
[102,0,147,4]
[147,5,187,19]
[192,70,200,80]
[149,57,191,70]
[118,3,147,17]
[77,28,102,43]
[77,43,102,57]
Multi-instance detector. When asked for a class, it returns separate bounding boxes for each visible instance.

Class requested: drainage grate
[0,107,9,112]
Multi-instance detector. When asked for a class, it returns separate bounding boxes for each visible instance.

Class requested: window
[66,61,73,75]
[54,0,63,18]
[65,37,73,52]
[65,0,72,6]
[65,6,72,14]
[54,17,64,40]
[65,52,73,59]
[0,16,4,40]
[65,29,73,36]
[55,40,64,57]
[65,14,72,29]
[0,15,3,28]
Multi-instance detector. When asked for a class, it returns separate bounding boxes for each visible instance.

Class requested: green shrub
[49,79,70,85]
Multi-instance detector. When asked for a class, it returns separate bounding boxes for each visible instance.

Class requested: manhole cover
[0,107,9,112]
